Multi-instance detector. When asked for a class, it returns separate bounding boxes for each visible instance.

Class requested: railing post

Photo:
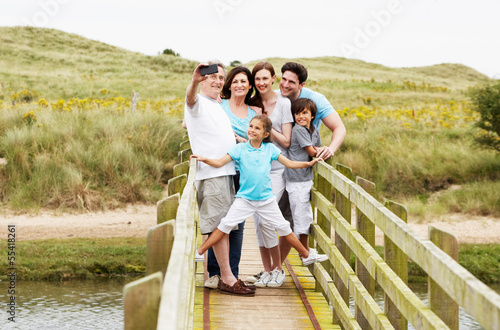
[335,163,353,306]
[146,220,176,276]
[429,226,459,330]
[179,140,191,150]
[167,174,187,197]
[157,194,179,225]
[131,90,137,114]
[384,200,408,330]
[355,177,376,330]
[311,162,334,266]
[173,161,190,178]
[123,271,163,330]
[178,148,192,163]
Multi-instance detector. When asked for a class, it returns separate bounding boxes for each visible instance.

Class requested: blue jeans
[207,221,245,278]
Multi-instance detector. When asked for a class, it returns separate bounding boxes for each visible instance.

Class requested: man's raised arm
[186,63,208,107]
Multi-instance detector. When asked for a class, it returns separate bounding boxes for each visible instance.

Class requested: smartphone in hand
[200,64,219,76]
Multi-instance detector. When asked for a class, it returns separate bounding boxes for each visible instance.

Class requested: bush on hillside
[469,81,500,152]
[162,48,180,56]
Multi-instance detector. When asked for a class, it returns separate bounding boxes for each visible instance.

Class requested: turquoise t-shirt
[276,87,335,129]
[228,142,281,201]
[220,99,257,139]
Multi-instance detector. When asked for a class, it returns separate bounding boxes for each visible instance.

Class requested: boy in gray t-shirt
[283,98,321,260]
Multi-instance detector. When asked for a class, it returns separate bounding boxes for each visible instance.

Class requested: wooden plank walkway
[194,218,340,329]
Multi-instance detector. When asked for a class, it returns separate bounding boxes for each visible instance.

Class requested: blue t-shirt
[228,142,281,201]
[276,87,335,129]
[298,88,335,129]
[220,99,257,139]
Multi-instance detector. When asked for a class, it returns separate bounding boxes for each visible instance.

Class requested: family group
[183,60,346,295]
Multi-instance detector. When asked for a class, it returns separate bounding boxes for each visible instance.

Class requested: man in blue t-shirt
[279,62,346,160]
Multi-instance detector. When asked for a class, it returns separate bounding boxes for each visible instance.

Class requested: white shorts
[218,197,292,240]
[286,180,313,236]
[254,168,285,248]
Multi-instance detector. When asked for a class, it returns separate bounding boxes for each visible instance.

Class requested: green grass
[0,27,196,101]
[0,238,146,281]
[0,26,498,219]
[2,237,499,284]
[326,119,500,217]
[0,105,184,211]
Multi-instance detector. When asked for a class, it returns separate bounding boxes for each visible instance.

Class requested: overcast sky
[2,0,499,78]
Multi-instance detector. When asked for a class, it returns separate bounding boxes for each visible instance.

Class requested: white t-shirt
[267,94,293,171]
[184,95,236,181]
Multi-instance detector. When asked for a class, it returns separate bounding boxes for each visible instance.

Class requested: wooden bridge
[123,140,500,329]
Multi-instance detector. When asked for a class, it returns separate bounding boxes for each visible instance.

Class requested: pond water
[0,279,498,329]
[0,278,129,330]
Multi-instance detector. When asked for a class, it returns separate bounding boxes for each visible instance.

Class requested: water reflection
[0,279,498,329]
[0,278,130,330]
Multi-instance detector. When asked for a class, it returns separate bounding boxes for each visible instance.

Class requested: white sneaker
[245,270,264,283]
[267,268,286,287]
[300,248,317,261]
[254,271,271,287]
[302,250,328,266]
[195,250,204,262]
[204,275,220,289]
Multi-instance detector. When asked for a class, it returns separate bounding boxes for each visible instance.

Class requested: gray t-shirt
[268,94,293,171]
[283,124,321,182]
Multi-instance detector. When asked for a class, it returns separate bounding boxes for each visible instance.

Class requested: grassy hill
[0,26,498,218]
[0,26,491,103]
[0,26,196,100]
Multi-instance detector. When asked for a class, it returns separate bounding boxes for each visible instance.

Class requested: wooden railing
[123,140,196,330]
[123,139,500,329]
[310,159,500,329]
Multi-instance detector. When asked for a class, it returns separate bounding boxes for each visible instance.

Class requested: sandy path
[1,205,157,241]
[1,204,498,244]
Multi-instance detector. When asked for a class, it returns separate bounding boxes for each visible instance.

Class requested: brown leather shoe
[241,281,256,290]
[219,279,255,295]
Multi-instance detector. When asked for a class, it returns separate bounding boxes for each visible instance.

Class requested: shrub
[161,48,180,56]
[468,81,500,152]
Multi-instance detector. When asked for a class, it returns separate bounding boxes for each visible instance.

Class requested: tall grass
[0,27,195,101]
[1,26,498,217]
[329,116,500,218]
[0,104,184,211]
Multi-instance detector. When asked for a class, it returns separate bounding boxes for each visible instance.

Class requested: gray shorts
[195,176,235,235]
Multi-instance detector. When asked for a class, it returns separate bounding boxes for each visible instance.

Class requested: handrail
[157,158,198,329]
[126,144,500,329]
[311,160,500,329]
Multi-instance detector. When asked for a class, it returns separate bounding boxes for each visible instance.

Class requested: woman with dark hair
[245,61,293,288]
[220,66,259,143]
